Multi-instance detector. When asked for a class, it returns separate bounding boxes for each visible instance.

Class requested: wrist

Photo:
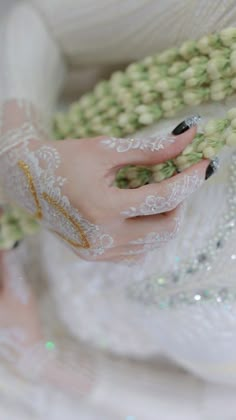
[0,99,47,215]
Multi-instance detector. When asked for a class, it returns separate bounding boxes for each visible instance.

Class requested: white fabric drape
[1,1,236,418]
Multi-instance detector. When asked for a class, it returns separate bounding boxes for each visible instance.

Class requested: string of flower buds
[2,27,236,248]
[53,27,236,140]
[115,110,236,188]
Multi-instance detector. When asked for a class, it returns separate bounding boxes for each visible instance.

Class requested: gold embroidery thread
[18,160,43,219]
[18,160,90,248]
[42,192,90,249]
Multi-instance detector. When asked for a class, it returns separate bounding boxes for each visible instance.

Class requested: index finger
[100,115,201,167]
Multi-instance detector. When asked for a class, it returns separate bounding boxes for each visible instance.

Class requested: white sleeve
[0,1,67,123]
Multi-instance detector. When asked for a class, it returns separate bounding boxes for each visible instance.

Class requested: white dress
[1,1,236,419]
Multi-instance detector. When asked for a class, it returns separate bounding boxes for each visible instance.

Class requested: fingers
[116,159,209,218]
[121,203,184,246]
[98,115,200,167]
[82,204,184,263]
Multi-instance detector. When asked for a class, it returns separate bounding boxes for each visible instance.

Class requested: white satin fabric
[1,0,236,418]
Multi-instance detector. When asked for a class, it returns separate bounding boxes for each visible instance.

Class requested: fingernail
[12,240,21,249]
[172,115,201,135]
[205,157,220,180]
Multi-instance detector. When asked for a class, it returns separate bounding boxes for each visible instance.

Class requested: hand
[0,100,212,262]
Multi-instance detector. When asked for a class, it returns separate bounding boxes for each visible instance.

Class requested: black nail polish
[205,157,220,180]
[172,115,201,135]
[12,240,21,249]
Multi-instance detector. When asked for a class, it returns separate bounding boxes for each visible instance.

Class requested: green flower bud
[107,107,119,118]
[142,92,159,104]
[182,144,196,155]
[174,155,189,166]
[135,105,149,114]
[79,94,96,109]
[209,49,230,59]
[220,27,236,46]
[125,167,140,180]
[142,56,155,67]
[186,77,199,87]
[168,61,188,76]
[197,36,211,53]
[156,48,179,64]
[204,119,229,135]
[129,179,143,188]
[196,142,206,152]
[203,146,216,159]
[138,113,154,125]
[152,172,166,182]
[207,57,229,76]
[118,113,130,127]
[156,77,183,92]
[162,90,178,99]
[94,81,110,97]
[179,40,197,59]
[189,56,208,65]
[181,64,206,80]
[183,91,201,106]
[127,63,145,74]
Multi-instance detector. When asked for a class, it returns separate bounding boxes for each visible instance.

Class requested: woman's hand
[0,100,213,262]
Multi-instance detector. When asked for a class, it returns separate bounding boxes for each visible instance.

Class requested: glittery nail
[205,157,220,180]
[172,115,201,135]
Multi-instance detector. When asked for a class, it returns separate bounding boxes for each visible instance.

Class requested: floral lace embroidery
[101,132,176,153]
[121,171,204,217]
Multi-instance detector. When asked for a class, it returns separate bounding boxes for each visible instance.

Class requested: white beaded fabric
[2,0,236,419]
